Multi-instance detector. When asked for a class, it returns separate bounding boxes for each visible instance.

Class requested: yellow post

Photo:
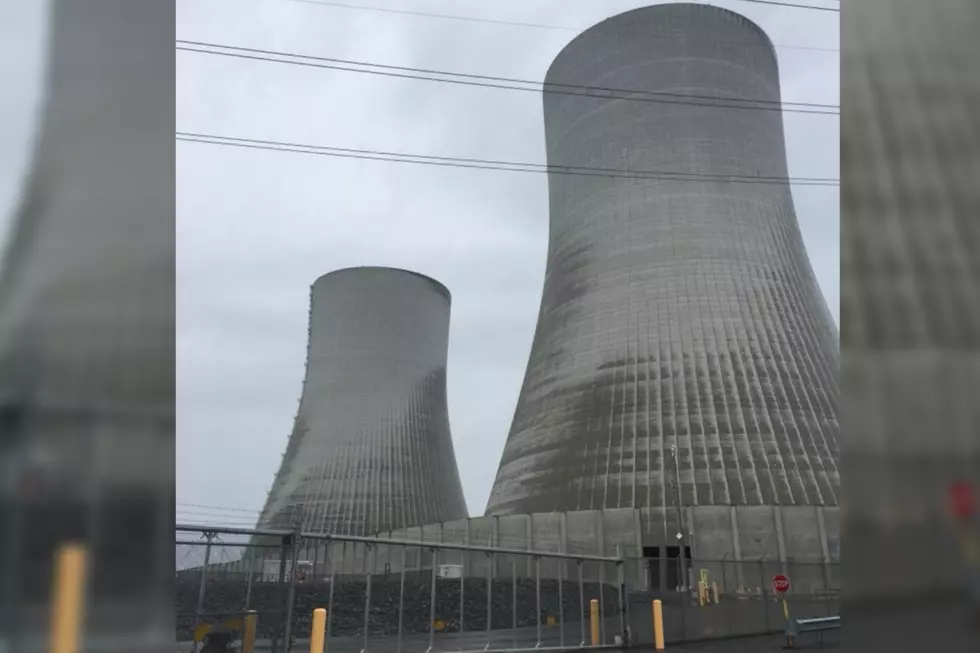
[242,611,258,653]
[589,599,600,645]
[49,543,87,653]
[652,599,664,651]
[310,608,327,653]
[697,581,706,607]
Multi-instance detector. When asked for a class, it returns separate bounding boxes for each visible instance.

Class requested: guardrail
[785,615,839,648]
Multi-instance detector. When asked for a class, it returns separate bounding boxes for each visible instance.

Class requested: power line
[177,41,839,116]
[177,502,262,514]
[287,0,840,51]
[716,0,838,9]
[176,131,840,187]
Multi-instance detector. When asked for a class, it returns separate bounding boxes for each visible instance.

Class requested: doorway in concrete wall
[643,545,692,591]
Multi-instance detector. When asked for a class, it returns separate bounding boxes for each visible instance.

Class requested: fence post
[325,543,337,646]
[363,544,375,653]
[616,544,627,645]
[244,551,256,611]
[511,555,518,647]
[397,545,407,653]
[427,547,439,653]
[759,560,770,633]
[460,548,466,635]
[534,555,542,647]
[485,551,493,649]
[192,532,215,653]
[558,554,565,649]
[271,538,289,653]
[283,531,301,653]
[577,560,586,646]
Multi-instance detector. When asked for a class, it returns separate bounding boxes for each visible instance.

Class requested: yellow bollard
[242,611,258,653]
[652,600,664,651]
[50,543,87,653]
[310,608,327,653]
[589,599,600,645]
[697,581,706,607]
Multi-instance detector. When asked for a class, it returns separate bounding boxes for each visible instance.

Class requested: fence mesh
[175,527,839,652]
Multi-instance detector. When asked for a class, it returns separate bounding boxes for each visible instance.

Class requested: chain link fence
[175,525,839,652]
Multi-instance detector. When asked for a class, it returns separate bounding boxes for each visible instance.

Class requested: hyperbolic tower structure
[487,4,840,516]
[257,267,468,536]
[0,0,173,624]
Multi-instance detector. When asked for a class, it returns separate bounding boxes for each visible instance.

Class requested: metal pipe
[175,540,277,548]
[577,561,585,646]
[325,544,338,645]
[460,548,466,635]
[283,532,301,653]
[362,544,375,653]
[485,552,493,650]
[244,552,256,611]
[397,545,407,653]
[616,556,627,646]
[428,548,439,653]
[534,556,542,647]
[174,524,620,562]
[192,533,214,653]
[511,556,518,648]
[597,560,605,644]
[558,554,564,648]
[270,539,288,653]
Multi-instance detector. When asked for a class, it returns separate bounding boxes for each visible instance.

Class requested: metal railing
[175,524,631,653]
[175,524,841,651]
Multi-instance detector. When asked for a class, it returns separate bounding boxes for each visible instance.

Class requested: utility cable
[176,131,840,187]
[288,0,840,50]
[177,41,839,116]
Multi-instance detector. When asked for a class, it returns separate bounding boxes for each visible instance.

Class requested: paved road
[175,631,838,652]
[665,632,839,651]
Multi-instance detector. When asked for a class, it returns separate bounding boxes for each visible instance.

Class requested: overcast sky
[1,0,839,526]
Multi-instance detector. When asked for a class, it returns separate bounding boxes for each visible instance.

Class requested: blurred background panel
[842,0,980,651]
[0,1,174,651]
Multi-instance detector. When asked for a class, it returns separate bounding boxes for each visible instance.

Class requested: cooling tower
[486,4,840,517]
[257,267,468,536]
[0,0,174,638]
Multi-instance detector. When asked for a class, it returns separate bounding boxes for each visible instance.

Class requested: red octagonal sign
[772,574,790,594]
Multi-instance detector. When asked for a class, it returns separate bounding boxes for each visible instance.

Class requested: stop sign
[948,481,975,520]
[772,574,790,594]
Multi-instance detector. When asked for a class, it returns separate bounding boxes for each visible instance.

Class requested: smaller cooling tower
[257,267,468,536]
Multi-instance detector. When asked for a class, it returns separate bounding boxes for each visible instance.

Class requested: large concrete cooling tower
[0,0,173,641]
[257,267,468,536]
[487,4,840,517]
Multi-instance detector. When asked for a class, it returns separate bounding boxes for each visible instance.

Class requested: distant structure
[487,2,840,530]
[0,0,173,624]
[256,267,468,536]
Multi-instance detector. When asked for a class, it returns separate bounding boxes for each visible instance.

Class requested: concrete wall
[299,505,838,592]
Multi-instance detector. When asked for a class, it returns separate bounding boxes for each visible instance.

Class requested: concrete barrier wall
[296,505,839,589]
[189,505,839,592]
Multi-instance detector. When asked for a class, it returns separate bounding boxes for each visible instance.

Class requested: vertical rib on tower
[257,267,468,535]
[486,3,840,516]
